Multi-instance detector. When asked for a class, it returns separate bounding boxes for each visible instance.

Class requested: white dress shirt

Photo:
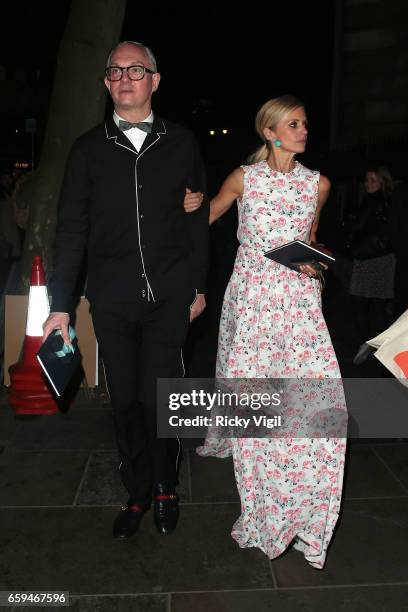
[113,110,154,152]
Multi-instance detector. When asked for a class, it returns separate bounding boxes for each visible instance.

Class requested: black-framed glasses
[105,65,155,81]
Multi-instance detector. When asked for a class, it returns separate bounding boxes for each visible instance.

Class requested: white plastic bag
[367,309,408,386]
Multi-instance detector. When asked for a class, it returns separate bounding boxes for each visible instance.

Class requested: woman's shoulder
[239,160,268,174]
[297,161,320,178]
[228,166,245,181]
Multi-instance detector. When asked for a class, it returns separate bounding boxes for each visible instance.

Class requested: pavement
[0,263,407,611]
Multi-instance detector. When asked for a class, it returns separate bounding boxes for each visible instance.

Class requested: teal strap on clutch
[55,326,76,357]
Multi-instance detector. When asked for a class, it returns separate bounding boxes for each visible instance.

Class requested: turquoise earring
[274,139,282,148]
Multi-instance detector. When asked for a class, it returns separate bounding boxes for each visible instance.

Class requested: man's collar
[105,114,165,140]
[113,110,154,128]
[104,114,167,155]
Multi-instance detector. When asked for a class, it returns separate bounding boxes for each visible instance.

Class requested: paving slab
[172,584,408,612]
[2,594,168,612]
[0,504,271,594]
[70,594,168,611]
[9,409,116,451]
[0,406,17,447]
[76,450,190,506]
[189,451,239,503]
[344,444,408,498]
[272,498,408,587]
[0,451,88,505]
[373,444,408,491]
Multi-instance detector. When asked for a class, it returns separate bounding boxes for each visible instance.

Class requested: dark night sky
[122,4,335,110]
[1,1,335,169]
[122,2,335,161]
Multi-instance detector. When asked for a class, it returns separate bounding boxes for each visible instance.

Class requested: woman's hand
[184,188,204,213]
[297,261,327,277]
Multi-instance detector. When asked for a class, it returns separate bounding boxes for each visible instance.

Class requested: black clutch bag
[264,240,335,271]
[37,326,81,397]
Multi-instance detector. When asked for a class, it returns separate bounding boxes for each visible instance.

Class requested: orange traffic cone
[8,256,59,414]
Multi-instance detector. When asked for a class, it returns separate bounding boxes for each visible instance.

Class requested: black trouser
[351,296,388,344]
[393,256,408,320]
[91,299,191,506]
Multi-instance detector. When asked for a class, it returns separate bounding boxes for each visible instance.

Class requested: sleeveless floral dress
[197,160,347,569]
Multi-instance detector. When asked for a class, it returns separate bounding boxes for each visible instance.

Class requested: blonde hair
[366,165,394,197]
[249,95,304,163]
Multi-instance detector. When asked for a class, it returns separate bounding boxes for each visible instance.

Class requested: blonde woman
[349,166,395,364]
[197,95,347,569]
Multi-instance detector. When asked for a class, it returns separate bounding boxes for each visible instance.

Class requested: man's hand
[190,294,206,322]
[184,188,204,213]
[43,312,70,344]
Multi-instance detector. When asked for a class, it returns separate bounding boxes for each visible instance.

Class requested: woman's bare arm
[310,174,331,243]
[210,168,244,225]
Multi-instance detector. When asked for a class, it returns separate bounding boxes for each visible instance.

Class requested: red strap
[128,503,144,512]
[155,494,177,501]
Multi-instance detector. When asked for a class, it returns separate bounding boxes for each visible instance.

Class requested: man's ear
[152,72,161,93]
[104,78,111,94]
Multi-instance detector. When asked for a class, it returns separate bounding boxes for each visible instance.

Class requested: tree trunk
[19,0,126,291]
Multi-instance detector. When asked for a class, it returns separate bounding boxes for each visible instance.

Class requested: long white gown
[197,160,347,569]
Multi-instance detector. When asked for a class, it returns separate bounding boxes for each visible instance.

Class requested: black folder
[264,240,335,271]
[37,327,81,397]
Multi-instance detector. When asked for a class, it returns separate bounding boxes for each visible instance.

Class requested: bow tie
[118,120,152,133]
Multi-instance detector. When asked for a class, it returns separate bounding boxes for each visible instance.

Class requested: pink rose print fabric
[197,161,347,569]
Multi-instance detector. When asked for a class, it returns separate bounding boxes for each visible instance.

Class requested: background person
[348,166,395,364]
[0,167,21,297]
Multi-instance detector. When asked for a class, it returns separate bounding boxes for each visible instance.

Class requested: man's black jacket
[50,115,209,312]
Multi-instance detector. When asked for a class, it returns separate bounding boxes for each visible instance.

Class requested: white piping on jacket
[105,120,167,302]
[175,347,185,474]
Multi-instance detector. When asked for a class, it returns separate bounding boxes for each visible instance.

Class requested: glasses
[105,65,155,81]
